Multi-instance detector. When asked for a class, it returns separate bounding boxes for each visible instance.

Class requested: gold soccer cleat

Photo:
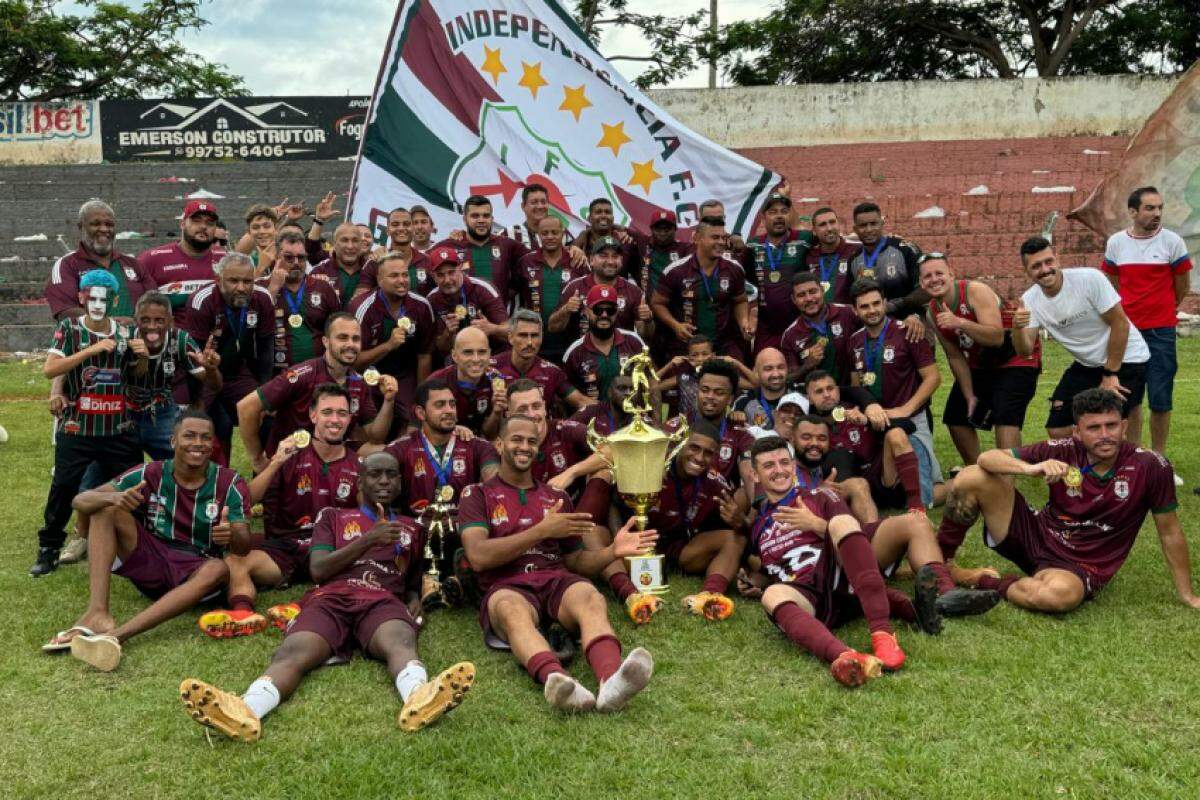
[180,679,262,742]
[197,609,269,639]
[398,662,475,732]
[625,592,663,625]
[681,592,735,621]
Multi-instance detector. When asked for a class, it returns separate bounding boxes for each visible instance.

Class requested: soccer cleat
[595,647,654,713]
[870,631,906,671]
[398,662,475,732]
[265,603,300,632]
[681,592,735,621]
[179,679,261,742]
[544,673,596,712]
[70,633,121,672]
[29,547,60,577]
[58,535,88,565]
[625,592,663,625]
[830,650,883,688]
[935,587,1002,617]
[546,623,577,666]
[197,609,269,639]
[912,564,945,636]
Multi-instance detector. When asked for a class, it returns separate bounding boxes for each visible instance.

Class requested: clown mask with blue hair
[78,270,121,322]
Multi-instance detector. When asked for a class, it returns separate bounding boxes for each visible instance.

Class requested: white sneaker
[1174,473,1185,487]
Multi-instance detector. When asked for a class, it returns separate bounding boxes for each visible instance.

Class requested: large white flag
[348,0,778,239]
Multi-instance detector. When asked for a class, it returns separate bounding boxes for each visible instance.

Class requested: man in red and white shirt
[1102,186,1193,470]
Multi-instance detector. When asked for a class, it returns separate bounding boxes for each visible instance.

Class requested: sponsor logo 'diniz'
[100,96,369,162]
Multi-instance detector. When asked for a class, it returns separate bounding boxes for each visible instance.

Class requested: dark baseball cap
[590,235,622,255]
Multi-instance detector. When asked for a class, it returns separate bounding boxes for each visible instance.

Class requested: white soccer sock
[242,677,280,720]
[395,660,428,702]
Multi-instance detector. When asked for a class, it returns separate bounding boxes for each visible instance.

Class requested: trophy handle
[662,420,690,473]
[585,418,614,467]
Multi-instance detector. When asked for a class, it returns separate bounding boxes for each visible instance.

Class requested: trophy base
[626,553,669,596]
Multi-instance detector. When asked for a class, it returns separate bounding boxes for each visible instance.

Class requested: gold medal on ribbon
[438,484,454,503]
[492,376,507,395]
[287,313,303,328]
[769,270,781,283]
[454,305,468,319]
[291,430,311,448]
[363,367,381,386]
[832,406,845,423]
[397,317,413,333]
[862,372,877,386]
[1064,467,1083,489]
[821,281,831,293]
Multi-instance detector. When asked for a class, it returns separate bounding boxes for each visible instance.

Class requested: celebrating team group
[34,178,1197,740]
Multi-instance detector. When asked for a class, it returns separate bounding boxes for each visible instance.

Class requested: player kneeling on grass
[459,415,657,712]
[936,388,1200,613]
[198,383,361,638]
[596,422,745,624]
[180,452,475,740]
[741,436,962,687]
[42,411,249,671]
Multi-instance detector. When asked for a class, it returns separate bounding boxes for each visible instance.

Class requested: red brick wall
[738,135,1131,302]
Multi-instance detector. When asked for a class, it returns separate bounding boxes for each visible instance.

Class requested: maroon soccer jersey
[350,289,436,378]
[45,245,153,320]
[559,275,646,335]
[260,276,341,372]
[138,242,226,323]
[627,230,693,295]
[356,249,433,295]
[827,416,880,472]
[310,255,376,303]
[427,364,500,433]
[742,230,812,345]
[383,431,499,516]
[1014,439,1177,585]
[510,251,586,313]
[309,506,425,597]
[569,402,626,435]
[562,329,647,401]
[849,319,934,409]
[426,276,508,355]
[780,303,861,383]
[183,283,275,384]
[457,475,580,592]
[696,416,755,485]
[434,234,529,304]
[647,467,731,543]
[490,351,575,408]
[804,240,861,305]
[257,357,378,455]
[531,420,591,484]
[655,254,748,357]
[750,486,846,590]
[263,447,360,542]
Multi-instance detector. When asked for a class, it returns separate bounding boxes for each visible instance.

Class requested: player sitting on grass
[459,415,657,713]
[42,411,249,671]
[180,452,475,740]
[936,388,1200,613]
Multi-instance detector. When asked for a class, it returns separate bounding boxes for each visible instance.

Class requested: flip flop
[42,625,95,653]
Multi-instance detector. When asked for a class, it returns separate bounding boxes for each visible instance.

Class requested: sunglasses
[279,253,306,264]
[591,305,618,317]
[917,252,947,265]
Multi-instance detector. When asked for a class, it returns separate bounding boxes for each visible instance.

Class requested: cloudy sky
[176,0,766,96]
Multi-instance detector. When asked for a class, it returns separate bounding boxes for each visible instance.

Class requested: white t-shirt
[1021,268,1149,367]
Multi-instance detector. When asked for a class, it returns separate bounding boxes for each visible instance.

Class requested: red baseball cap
[650,210,677,227]
[586,284,618,308]
[183,199,219,220]
[429,245,461,269]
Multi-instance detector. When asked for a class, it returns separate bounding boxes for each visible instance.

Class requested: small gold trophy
[419,485,456,608]
[586,350,687,595]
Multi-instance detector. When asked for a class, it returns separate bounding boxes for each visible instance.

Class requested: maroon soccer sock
[836,531,893,634]
[976,574,1020,599]
[583,634,623,683]
[894,451,924,511]
[702,573,730,594]
[576,477,613,527]
[925,561,958,595]
[886,587,917,622]
[525,651,566,685]
[771,601,849,664]
[608,572,637,601]
[229,594,255,613]
[936,517,972,561]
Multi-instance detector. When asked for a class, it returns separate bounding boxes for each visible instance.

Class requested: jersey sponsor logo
[81,367,122,387]
[296,474,312,495]
[1114,479,1130,500]
[343,520,363,540]
[491,503,509,525]
[78,393,125,414]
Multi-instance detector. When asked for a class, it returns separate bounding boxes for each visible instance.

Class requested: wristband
[312,216,327,225]
[1101,368,1119,378]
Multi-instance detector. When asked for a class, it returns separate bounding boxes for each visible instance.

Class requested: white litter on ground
[115,231,145,239]
[1082,149,1109,155]
[798,197,821,203]
[1031,186,1076,193]
[914,206,946,218]
[0,256,19,263]
[13,234,47,242]
[964,185,989,195]
[1032,169,1051,174]
[186,188,225,199]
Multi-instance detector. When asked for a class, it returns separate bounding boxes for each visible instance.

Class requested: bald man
[426,327,506,437]
[311,222,378,302]
[734,347,795,435]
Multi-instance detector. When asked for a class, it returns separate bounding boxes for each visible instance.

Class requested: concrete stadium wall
[649,75,1177,149]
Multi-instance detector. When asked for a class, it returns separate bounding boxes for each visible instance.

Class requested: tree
[714,0,1200,86]
[0,0,246,102]
[572,0,710,89]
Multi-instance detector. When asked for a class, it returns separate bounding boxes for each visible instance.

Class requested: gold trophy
[419,485,456,608]
[586,350,688,595]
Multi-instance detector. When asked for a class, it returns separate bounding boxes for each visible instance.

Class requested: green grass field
[2,339,1199,800]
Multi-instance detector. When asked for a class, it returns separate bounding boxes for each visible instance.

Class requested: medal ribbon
[757,389,775,429]
[818,254,839,284]
[284,284,306,318]
[796,466,822,490]
[861,238,887,271]
[419,432,457,489]
[863,319,891,376]
[751,485,800,546]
